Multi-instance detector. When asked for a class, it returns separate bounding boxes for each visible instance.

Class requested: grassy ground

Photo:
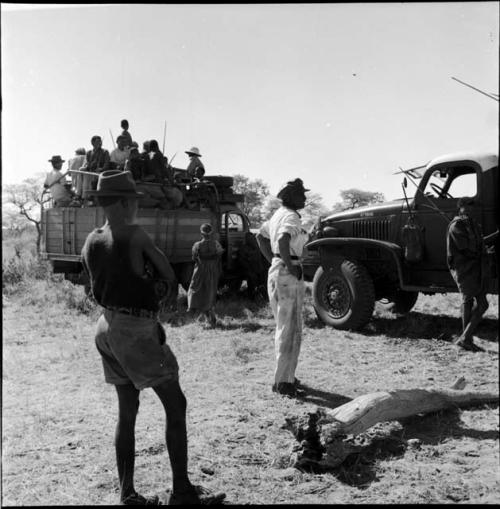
[2,267,499,505]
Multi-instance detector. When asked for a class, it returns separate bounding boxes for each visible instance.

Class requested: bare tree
[3,173,51,255]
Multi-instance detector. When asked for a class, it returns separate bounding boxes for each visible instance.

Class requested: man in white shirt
[110,135,130,170]
[44,155,72,207]
[256,178,310,397]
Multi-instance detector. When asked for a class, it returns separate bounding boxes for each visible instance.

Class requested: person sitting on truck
[81,170,226,506]
[446,197,494,352]
[143,139,173,185]
[110,135,130,171]
[69,147,88,200]
[256,178,310,398]
[43,155,73,207]
[82,135,111,191]
[120,119,133,149]
[187,223,224,328]
[185,147,205,181]
[124,144,144,182]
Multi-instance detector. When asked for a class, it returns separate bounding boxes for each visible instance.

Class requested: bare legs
[115,384,140,501]
[114,379,193,502]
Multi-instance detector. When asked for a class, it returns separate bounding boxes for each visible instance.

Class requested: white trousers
[267,259,305,385]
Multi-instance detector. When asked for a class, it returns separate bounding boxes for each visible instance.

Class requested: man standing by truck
[256,178,310,397]
[81,169,225,505]
[446,197,493,352]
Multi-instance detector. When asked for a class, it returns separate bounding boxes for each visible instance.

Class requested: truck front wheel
[312,260,375,330]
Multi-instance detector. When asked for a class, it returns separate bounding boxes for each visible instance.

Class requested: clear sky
[1,2,498,207]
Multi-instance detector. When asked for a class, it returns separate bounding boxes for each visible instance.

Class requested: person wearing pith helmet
[256,178,310,398]
[43,155,72,207]
[185,146,205,180]
[81,169,226,506]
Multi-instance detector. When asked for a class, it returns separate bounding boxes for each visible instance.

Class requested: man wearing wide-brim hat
[185,146,205,180]
[256,178,310,398]
[44,155,72,207]
[81,169,225,506]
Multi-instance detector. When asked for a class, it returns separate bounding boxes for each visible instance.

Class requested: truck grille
[352,220,390,240]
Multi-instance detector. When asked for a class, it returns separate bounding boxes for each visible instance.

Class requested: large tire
[312,260,375,330]
[380,290,419,315]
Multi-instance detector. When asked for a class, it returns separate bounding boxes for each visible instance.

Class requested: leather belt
[273,253,299,260]
[106,306,158,319]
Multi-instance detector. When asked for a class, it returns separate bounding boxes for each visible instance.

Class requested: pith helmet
[185,147,202,157]
[84,170,144,197]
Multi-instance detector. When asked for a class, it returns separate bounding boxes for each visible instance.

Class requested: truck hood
[323,199,407,222]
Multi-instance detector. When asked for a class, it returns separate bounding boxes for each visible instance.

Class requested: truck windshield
[423,167,477,199]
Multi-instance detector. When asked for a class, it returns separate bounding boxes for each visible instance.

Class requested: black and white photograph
[2,2,499,505]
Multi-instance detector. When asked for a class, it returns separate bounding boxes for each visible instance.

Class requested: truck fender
[305,237,406,287]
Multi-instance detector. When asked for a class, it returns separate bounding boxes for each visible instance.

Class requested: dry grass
[2,268,499,505]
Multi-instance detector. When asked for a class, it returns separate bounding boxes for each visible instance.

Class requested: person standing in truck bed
[81,170,225,506]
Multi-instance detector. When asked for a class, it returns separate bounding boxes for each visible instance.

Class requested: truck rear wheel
[380,290,419,315]
[312,260,375,330]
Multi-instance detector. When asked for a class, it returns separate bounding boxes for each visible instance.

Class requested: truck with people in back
[301,151,498,330]
[40,171,269,298]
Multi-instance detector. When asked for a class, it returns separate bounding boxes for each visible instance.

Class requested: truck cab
[305,151,498,330]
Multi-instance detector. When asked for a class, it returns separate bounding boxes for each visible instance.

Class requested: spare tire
[203,175,234,188]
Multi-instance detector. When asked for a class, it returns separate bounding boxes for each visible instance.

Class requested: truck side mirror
[403,177,408,188]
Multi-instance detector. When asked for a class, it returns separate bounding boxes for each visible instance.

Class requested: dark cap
[277,178,310,200]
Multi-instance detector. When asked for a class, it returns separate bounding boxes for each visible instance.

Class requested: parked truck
[302,151,498,330]
[40,174,268,295]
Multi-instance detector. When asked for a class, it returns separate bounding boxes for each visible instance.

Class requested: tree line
[2,173,386,254]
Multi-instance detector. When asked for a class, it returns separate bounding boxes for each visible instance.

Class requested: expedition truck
[302,151,498,330]
[40,174,268,295]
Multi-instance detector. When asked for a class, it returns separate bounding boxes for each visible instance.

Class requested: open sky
[1,2,498,207]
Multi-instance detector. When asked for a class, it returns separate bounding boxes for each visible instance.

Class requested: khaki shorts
[95,309,179,390]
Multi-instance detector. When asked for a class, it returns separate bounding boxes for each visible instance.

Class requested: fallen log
[284,378,499,470]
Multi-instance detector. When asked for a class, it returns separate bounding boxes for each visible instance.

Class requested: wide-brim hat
[85,170,144,197]
[49,155,65,164]
[185,146,202,157]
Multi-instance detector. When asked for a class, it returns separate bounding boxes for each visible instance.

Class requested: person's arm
[256,233,273,264]
[278,233,302,279]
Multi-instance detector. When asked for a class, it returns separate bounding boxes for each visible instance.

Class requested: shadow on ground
[304,312,498,343]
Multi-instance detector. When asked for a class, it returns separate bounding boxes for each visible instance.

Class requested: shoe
[167,484,226,505]
[121,492,160,505]
[272,382,297,398]
[454,338,484,352]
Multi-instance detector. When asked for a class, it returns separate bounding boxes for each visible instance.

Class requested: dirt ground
[2,283,499,505]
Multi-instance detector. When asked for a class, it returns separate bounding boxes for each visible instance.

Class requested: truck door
[220,211,248,273]
[414,162,481,271]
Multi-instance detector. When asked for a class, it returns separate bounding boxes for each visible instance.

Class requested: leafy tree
[232,174,270,227]
[332,188,385,211]
[2,173,51,254]
[258,191,329,232]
